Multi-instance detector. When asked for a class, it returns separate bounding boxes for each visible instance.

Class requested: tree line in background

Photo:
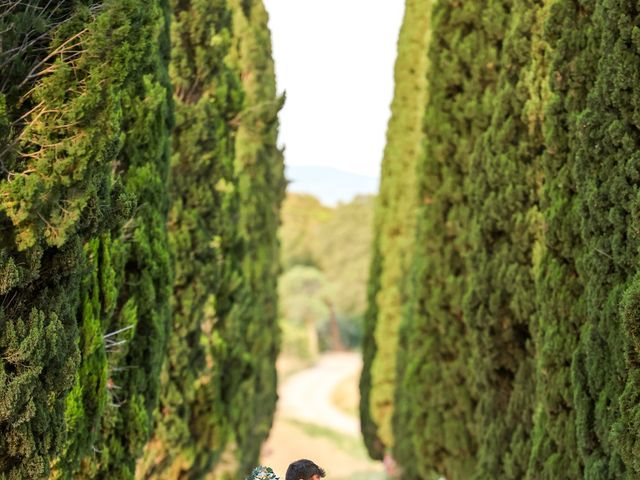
[278,193,373,360]
[361,0,640,479]
[0,0,284,478]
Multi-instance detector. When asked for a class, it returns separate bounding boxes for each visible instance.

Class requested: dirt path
[278,352,361,436]
[261,352,384,480]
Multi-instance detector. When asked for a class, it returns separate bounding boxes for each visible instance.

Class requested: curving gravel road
[278,351,362,436]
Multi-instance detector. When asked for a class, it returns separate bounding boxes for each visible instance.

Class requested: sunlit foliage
[359,0,432,462]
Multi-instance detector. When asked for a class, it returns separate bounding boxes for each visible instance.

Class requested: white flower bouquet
[246,466,280,480]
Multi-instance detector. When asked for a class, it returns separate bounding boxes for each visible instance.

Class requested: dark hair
[285,459,326,480]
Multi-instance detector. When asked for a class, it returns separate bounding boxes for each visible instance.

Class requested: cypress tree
[136,0,244,477]
[565,0,640,476]
[462,1,549,477]
[366,0,640,478]
[362,0,432,459]
[393,1,501,477]
[1,0,286,477]
[526,1,639,477]
[225,0,285,473]
[526,1,592,477]
[1,1,171,477]
[360,240,385,461]
[0,5,83,474]
[54,1,174,477]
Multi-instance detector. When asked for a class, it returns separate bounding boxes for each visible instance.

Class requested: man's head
[285,459,326,480]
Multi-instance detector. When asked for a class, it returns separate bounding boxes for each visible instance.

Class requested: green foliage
[225,0,285,474]
[392,1,490,477]
[55,0,174,477]
[280,193,333,269]
[0,0,170,476]
[462,1,543,477]
[278,192,375,362]
[361,0,432,457]
[0,305,77,479]
[359,239,385,461]
[279,193,374,336]
[137,1,244,475]
[2,3,128,251]
[279,266,329,360]
[526,1,588,478]
[562,0,640,476]
[372,0,640,478]
[1,0,285,478]
[55,238,110,476]
[314,196,375,318]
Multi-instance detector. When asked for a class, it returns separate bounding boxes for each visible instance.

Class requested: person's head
[285,459,326,480]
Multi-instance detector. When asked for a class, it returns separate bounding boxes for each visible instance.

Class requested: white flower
[247,466,280,480]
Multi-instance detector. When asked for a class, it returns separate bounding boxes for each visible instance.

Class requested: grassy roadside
[330,372,360,417]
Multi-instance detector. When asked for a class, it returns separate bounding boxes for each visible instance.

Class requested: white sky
[263,0,405,178]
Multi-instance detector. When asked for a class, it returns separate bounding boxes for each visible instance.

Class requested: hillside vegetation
[279,193,374,359]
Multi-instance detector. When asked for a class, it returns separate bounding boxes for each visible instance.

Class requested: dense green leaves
[1,0,283,477]
[565,1,640,476]
[224,0,285,473]
[138,0,286,476]
[278,193,374,360]
[392,2,489,477]
[365,0,640,478]
[463,2,541,477]
[1,1,172,477]
[360,0,432,459]
[136,0,242,477]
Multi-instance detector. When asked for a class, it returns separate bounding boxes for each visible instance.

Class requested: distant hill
[285,165,379,206]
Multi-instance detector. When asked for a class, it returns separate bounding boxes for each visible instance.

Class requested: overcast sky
[263,0,405,178]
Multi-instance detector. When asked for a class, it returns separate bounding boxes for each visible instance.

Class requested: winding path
[278,351,361,436]
[261,352,384,480]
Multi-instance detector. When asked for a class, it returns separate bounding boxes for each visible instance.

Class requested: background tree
[280,193,333,269]
[222,0,286,474]
[360,0,432,462]
[314,195,374,320]
[278,193,374,356]
[279,266,329,360]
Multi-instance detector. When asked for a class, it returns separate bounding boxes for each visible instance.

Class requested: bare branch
[103,324,135,339]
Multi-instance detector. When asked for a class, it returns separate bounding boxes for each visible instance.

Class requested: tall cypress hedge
[564,1,640,476]
[1,4,85,476]
[136,0,244,477]
[526,1,591,477]
[1,1,172,477]
[361,0,432,460]
[371,0,640,478]
[392,1,509,477]
[360,240,385,461]
[80,3,172,476]
[1,0,283,478]
[463,1,542,477]
[225,0,285,473]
